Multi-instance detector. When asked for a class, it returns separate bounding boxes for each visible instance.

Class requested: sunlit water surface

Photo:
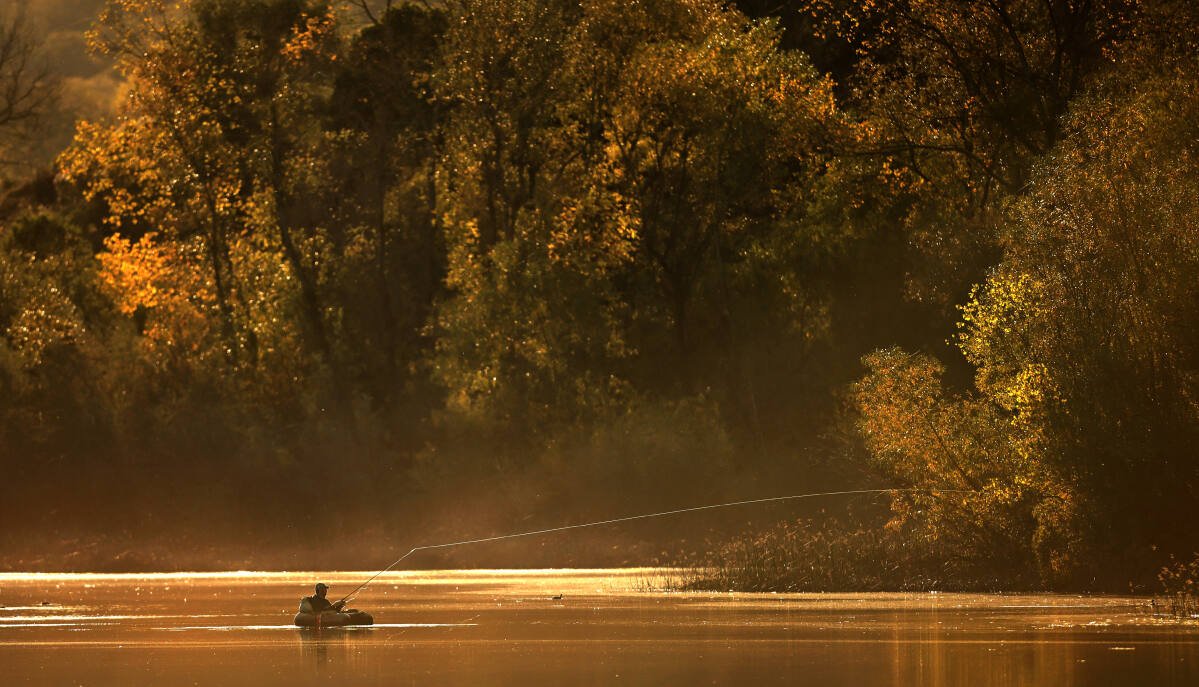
[2,570,1197,685]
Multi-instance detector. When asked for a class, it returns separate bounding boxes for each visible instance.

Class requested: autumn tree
[855,50,1199,587]
[431,0,845,451]
[431,0,600,439]
[968,57,1199,584]
[63,0,347,397]
[796,0,1172,314]
[854,347,1050,584]
[590,7,839,388]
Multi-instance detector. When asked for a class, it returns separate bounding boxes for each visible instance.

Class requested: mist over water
[2,570,1197,685]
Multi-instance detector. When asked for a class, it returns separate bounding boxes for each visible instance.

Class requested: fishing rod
[336,487,970,605]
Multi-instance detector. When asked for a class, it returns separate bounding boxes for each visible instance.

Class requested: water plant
[681,517,1037,593]
[1151,555,1199,619]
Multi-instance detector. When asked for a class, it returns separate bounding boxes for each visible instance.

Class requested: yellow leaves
[60,115,185,231]
[443,218,483,293]
[97,232,213,351]
[98,232,171,315]
[855,348,948,463]
[548,188,638,274]
[281,7,337,64]
[997,363,1055,413]
[958,271,1047,373]
[855,344,1060,556]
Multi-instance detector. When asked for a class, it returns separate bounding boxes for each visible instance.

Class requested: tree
[592,9,838,381]
[854,348,1046,583]
[809,0,1159,309]
[0,3,58,172]
[327,2,447,406]
[854,52,1199,587]
[64,0,344,388]
[0,209,110,465]
[965,56,1199,583]
[430,0,844,447]
[431,0,597,438]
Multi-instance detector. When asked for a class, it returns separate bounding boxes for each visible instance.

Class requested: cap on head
[315,583,329,592]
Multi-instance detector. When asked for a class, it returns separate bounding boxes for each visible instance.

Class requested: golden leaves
[59,116,180,231]
[97,232,213,351]
[97,232,172,315]
[281,7,337,64]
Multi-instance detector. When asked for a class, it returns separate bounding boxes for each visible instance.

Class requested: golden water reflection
[1,570,1196,685]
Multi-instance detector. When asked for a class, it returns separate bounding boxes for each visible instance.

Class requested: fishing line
[336,487,970,604]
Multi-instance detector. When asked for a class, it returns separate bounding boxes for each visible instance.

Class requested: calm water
[1,570,1197,685]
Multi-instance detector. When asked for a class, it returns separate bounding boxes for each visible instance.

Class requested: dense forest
[2,0,1198,590]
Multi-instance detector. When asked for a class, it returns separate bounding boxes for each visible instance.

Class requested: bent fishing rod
[336,487,971,605]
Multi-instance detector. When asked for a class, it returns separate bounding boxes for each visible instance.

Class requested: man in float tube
[299,583,346,614]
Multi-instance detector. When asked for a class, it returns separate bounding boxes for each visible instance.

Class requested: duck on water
[294,582,374,627]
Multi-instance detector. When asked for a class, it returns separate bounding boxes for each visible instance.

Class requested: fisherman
[299,583,347,615]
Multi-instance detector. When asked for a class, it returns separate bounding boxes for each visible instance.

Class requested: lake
[1,570,1196,685]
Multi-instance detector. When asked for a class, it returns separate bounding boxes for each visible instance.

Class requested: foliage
[432,0,845,449]
[800,0,1159,308]
[854,348,1047,579]
[853,51,1199,588]
[2,0,1198,584]
[1154,554,1199,618]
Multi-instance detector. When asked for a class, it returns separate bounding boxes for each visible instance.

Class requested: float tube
[293,611,374,628]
